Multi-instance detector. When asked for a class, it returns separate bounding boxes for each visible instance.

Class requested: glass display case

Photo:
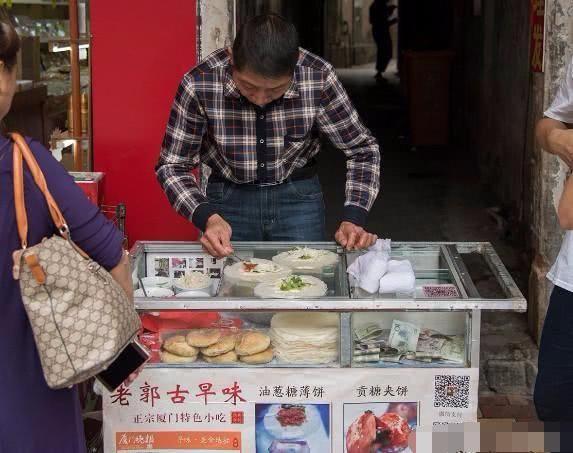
[103,241,525,452]
[129,241,524,371]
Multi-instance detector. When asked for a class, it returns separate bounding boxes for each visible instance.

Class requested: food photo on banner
[344,402,418,453]
[255,403,331,452]
[154,258,170,277]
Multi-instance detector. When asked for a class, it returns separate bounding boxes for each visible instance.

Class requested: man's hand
[335,221,378,250]
[201,214,233,258]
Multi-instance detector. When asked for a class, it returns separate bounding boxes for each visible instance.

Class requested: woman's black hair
[0,21,19,71]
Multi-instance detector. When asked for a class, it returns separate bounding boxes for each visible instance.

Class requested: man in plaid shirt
[156,14,381,257]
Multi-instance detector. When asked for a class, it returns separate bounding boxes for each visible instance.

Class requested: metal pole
[69,0,82,170]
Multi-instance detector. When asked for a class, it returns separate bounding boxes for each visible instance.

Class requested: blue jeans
[534,285,573,422]
[206,175,326,241]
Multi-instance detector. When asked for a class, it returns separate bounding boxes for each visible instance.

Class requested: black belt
[209,160,317,186]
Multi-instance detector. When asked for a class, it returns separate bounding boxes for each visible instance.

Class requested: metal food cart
[103,241,525,453]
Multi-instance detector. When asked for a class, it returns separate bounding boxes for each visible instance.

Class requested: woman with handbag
[0,23,134,452]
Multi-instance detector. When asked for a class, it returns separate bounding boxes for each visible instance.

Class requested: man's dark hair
[232,14,299,78]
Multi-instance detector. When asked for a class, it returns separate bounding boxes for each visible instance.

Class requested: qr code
[434,375,470,408]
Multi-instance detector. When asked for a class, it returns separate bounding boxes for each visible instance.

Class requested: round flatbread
[272,247,338,271]
[224,258,291,283]
[163,335,199,357]
[201,334,237,357]
[240,347,274,364]
[235,330,271,356]
[161,350,198,364]
[204,350,239,364]
[271,312,339,329]
[254,275,327,299]
[186,329,222,348]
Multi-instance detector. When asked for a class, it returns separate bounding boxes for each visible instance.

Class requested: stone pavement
[324,63,539,419]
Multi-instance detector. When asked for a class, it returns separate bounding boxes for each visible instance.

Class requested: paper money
[440,336,465,364]
[353,323,385,342]
[354,353,381,363]
[354,347,381,356]
[388,320,421,353]
[355,341,385,351]
[380,354,404,363]
[416,336,446,354]
[379,346,399,354]
[355,337,390,349]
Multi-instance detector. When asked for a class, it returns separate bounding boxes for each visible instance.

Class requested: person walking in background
[370,0,397,81]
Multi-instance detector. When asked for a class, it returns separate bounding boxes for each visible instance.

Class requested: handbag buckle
[59,224,70,237]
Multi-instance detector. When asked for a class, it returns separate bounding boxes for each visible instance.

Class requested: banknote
[355,342,383,351]
[353,353,381,363]
[388,319,421,352]
[405,351,440,361]
[353,323,386,342]
[416,335,446,354]
[380,354,404,363]
[379,346,400,356]
[354,347,381,356]
[355,337,390,349]
[439,335,465,364]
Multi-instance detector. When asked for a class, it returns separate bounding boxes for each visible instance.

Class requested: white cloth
[347,239,391,293]
[378,260,416,294]
[545,57,573,291]
[544,56,573,125]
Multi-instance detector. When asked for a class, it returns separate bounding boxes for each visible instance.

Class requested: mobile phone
[96,341,150,392]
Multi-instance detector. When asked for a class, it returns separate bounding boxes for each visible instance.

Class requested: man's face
[232,66,292,107]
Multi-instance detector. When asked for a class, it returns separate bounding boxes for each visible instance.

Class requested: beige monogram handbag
[10,133,141,389]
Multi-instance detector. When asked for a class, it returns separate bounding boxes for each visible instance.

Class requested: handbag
[10,132,141,389]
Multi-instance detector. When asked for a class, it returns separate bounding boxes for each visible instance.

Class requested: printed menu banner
[146,254,225,281]
[104,367,478,452]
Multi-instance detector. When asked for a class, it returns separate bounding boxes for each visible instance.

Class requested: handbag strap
[11,132,69,249]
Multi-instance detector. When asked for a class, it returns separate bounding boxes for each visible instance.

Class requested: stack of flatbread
[270,312,339,364]
[160,329,274,365]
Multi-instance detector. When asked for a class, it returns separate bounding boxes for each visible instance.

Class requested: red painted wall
[90,0,199,244]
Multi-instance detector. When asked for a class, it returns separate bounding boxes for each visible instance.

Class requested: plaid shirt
[156,48,380,231]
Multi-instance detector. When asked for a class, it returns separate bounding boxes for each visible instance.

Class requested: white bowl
[175,290,212,298]
[134,287,174,298]
[173,274,212,294]
[140,276,172,288]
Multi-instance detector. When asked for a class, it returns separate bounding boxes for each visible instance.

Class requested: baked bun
[235,330,271,356]
[201,334,237,357]
[186,329,221,348]
[204,350,239,364]
[161,350,198,363]
[239,347,274,364]
[163,335,199,357]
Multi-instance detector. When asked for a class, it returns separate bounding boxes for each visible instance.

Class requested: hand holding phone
[96,341,150,392]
